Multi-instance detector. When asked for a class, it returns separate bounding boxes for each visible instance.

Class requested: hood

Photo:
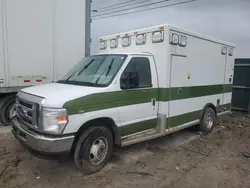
[21,83,106,108]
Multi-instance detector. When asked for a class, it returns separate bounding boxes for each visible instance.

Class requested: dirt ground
[0,113,249,188]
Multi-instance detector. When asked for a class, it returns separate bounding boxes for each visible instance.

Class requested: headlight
[42,108,68,135]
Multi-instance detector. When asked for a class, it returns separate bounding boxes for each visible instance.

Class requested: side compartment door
[168,55,195,129]
[118,56,159,137]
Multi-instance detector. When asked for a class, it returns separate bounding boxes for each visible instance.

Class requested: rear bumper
[12,118,75,155]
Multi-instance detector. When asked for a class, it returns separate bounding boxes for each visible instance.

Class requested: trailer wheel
[0,95,16,126]
[199,107,216,134]
[74,126,113,174]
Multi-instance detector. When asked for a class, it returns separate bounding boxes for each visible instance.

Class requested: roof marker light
[170,33,179,45]
[228,48,234,56]
[159,26,164,30]
[179,36,187,47]
[136,33,146,45]
[221,46,227,55]
[110,38,118,48]
[122,36,131,47]
[100,40,107,50]
[152,31,164,43]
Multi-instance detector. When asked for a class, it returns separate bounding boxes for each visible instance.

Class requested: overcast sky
[91,0,250,58]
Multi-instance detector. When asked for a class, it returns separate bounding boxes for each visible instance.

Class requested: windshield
[58,54,127,87]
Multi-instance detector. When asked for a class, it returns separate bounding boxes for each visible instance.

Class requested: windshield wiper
[65,59,95,82]
[94,58,114,86]
[77,59,95,76]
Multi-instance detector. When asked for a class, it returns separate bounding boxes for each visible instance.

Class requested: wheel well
[200,103,217,121]
[0,93,16,101]
[71,117,121,152]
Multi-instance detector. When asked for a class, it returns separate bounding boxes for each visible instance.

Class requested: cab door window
[120,57,152,89]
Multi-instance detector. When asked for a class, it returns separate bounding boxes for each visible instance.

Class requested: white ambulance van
[12,24,235,174]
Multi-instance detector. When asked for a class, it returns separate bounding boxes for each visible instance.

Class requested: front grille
[16,97,39,128]
[19,99,33,109]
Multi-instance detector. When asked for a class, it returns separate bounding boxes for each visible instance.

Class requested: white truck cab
[12,24,235,174]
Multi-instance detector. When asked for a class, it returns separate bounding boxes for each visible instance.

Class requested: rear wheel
[198,107,216,134]
[0,94,16,126]
[74,126,113,174]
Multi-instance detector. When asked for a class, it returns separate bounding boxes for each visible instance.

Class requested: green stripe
[158,88,169,101]
[168,84,231,101]
[120,118,157,137]
[120,103,231,136]
[159,84,232,101]
[64,84,232,115]
[64,89,157,115]
[168,110,201,127]
[223,84,232,93]
[168,103,231,127]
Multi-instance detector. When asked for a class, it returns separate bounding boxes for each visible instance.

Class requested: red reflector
[36,80,42,82]
[24,80,30,83]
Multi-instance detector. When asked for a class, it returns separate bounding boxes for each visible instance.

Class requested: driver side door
[118,56,159,137]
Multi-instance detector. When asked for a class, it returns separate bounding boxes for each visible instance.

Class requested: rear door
[0,1,5,87]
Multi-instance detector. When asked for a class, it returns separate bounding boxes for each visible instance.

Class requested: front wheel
[198,107,216,134]
[74,126,113,174]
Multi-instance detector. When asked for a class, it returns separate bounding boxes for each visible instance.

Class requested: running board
[217,110,231,116]
[121,120,200,146]
[121,129,161,146]
[166,120,200,134]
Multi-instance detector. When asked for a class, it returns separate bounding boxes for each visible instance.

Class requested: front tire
[198,107,216,134]
[74,126,113,174]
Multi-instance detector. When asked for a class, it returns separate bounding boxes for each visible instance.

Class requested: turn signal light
[56,116,67,122]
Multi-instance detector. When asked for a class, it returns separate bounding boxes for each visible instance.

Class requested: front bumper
[12,118,75,154]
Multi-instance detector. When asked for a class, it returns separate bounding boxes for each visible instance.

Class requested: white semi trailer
[0,0,91,125]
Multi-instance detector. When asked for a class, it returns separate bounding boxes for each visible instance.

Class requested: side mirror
[120,71,139,89]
